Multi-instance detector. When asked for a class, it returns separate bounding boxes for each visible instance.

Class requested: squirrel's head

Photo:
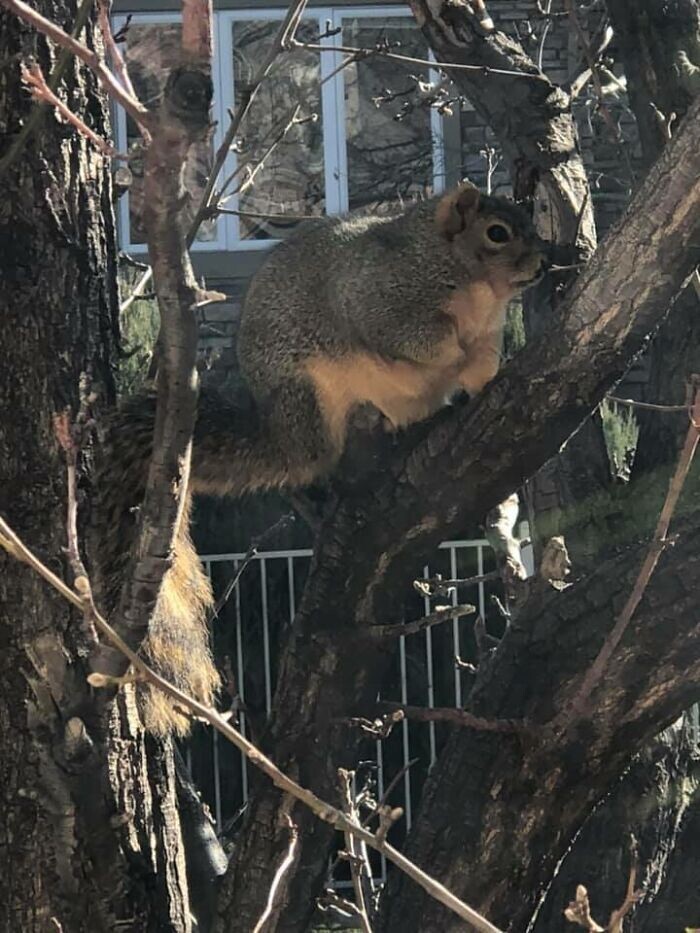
[435,183,546,295]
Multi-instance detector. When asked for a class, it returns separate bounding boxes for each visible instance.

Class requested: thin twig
[338,769,374,933]
[607,836,641,933]
[0,516,504,933]
[219,105,305,202]
[606,394,688,413]
[53,397,99,649]
[293,39,548,81]
[413,570,499,598]
[251,813,299,933]
[563,0,620,141]
[119,266,153,314]
[186,0,308,243]
[377,702,529,735]
[371,758,419,818]
[20,62,123,158]
[209,513,294,621]
[215,207,322,222]
[0,0,151,134]
[0,0,94,177]
[97,0,137,100]
[562,378,700,727]
[371,602,476,640]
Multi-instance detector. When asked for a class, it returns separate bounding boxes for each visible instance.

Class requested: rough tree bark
[215,91,700,932]
[532,713,700,931]
[381,506,700,932]
[0,2,191,929]
[605,0,700,477]
[528,5,700,928]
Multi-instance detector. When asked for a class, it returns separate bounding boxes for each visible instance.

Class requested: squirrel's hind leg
[191,377,343,497]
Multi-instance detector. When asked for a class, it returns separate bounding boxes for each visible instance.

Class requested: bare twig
[562,378,700,727]
[371,602,476,640]
[377,702,529,736]
[0,0,151,134]
[0,0,93,177]
[20,62,123,158]
[209,513,295,621]
[187,0,308,242]
[219,106,307,202]
[413,570,499,598]
[338,769,374,933]
[344,709,405,740]
[251,812,299,933]
[563,0,620,141]
[293,38,548,81]
[119,267,153,314]
[0,518,505,933]
[53,397,99,650]
[564,885,604,931]
[606,394,688,413]
[373,758,419,815]
[216,208,322,222]
[97,0,137,100]
[565,836,641,932]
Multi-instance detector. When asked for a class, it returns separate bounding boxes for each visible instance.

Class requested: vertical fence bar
[399,634,412,831]
[376,737,387,884]
[477,545,486,619]
[287,555,296,624]
[260,558,272,714]
[422,563,437,767]
[212,727,222,833]
[450,545,462,707]
[234,558,248,802]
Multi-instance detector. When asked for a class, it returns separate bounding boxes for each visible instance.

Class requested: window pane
[231,20,325,241]
[123,22,217,245]
[342,17,436,211]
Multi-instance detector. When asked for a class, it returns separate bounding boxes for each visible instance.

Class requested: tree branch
[0,0,151,133]
[562,378,700,726]
[0,514,505,933]
[219,93,700,928]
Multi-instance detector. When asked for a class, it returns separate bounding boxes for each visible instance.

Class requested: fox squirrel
[95,182,545,734]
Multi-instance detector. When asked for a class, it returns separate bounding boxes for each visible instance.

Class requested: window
[114,7,446,253]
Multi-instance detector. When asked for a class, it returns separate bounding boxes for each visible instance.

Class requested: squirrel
[94,182,545,734]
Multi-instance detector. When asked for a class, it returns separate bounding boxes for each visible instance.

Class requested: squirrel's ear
[435,183,480,239]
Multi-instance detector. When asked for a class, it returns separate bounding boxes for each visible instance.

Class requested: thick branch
[380,513,700,931]
[409,0,595,252]
[218,95,700,931]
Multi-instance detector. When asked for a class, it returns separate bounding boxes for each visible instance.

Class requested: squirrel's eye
[486,223,511,244]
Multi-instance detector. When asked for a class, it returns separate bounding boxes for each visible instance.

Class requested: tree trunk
[215,91,700,931]
[0,3,190,929]
[605,0,700,477]
[532,713,700,931]
[380,511,700,932]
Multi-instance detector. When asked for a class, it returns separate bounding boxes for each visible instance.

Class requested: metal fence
[184,534,530,885]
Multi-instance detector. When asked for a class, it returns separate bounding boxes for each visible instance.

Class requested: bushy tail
[91,390,220,736]
[92,383,338,734]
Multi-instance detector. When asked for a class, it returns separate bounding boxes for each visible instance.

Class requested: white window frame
[112,10,229,253]
[114,6,445,254]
